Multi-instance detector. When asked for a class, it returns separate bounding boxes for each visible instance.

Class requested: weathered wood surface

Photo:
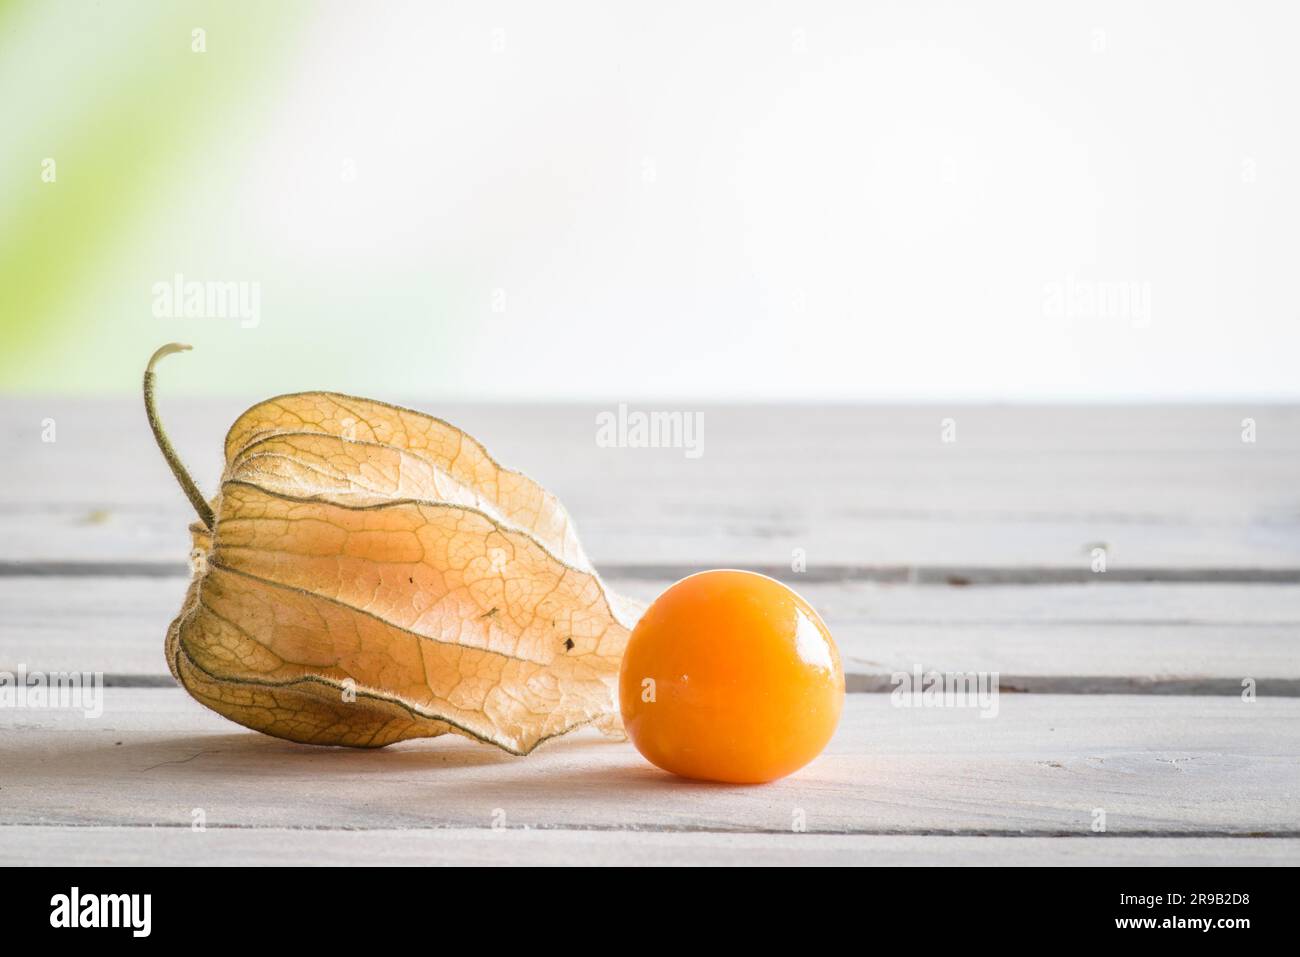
[3,828,1295,867]
[5,399,1300,570]
[3,691,1298,840]
[3,400,1298,865]
[4,578,1297,693]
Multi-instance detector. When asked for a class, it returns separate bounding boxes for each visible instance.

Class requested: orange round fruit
[619,569,844,784]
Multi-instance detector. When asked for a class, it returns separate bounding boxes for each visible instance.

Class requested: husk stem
[144,343,215,530]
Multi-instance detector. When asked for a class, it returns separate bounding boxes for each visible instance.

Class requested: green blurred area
[0,0,303,393]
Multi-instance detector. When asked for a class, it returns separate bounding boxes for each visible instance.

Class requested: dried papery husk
[147,346,641,753]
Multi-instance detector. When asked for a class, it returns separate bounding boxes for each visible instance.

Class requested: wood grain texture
[2,690,1297,837]
[4,577,1295,693]
[3,826,1295,867]
[5,399,1300,569]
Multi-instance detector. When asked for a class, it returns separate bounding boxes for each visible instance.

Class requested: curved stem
[144,343,215,530]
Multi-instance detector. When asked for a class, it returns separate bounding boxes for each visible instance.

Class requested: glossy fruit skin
[619,569,844,784]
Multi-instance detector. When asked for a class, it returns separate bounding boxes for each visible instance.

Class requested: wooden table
[3,399,1298,865]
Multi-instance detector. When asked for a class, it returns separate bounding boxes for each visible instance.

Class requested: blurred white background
[5,0,1299,400]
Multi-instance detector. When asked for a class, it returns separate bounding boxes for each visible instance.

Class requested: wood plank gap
[8,560,1300,585]
[849,675,1300,696]
[86,673,1299,696]
[0,821,1296,838]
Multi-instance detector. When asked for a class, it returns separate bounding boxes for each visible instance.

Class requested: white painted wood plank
[4,578,1295,690]
[803,580,1300,623]
[0,576,190,676]
[5,399,1300,568]
[2,691,1296,835]
[2,826,1294,866]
